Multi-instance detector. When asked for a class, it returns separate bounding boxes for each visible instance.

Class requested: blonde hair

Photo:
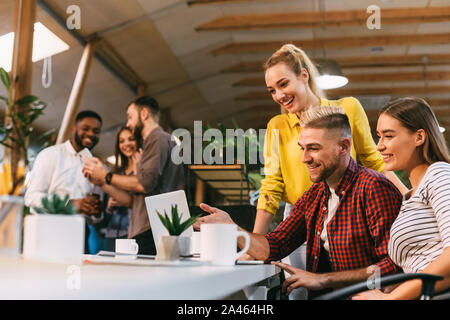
[300,106,351,138]
[264,44,324,114]
[380,97,450,164]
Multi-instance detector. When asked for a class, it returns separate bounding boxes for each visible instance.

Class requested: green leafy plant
[33,194,76,215]
[0,67,49,194]
[156,204,200,236]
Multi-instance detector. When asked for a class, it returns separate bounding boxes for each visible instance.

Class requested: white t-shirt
[321,187,340,253]
[388,162,450,273]
[24,140,102,217]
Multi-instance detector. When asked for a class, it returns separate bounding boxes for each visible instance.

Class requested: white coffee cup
[200,224,250,266]
[191,231,202,255]
[115,239,139,258]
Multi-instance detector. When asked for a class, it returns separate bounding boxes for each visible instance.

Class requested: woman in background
[354,97,450,299]
[103,126,141,252]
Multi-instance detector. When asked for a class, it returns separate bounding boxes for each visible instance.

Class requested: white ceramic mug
[115,239,139,257]
[190,231,202,255]
[200,224,250,266]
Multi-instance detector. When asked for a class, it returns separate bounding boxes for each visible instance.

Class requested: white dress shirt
[24,140,102,217]
[321,187,340,253]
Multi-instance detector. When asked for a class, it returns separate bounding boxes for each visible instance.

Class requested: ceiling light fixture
[0,22,70,72]
[315,59,349,90]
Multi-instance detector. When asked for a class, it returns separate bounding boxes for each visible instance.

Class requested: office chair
[314,273,444,300]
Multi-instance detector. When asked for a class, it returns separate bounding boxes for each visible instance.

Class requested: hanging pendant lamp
[315,59,348,90]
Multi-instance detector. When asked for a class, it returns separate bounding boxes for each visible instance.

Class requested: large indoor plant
[0,67,48,195]
[22,194,85,262]
[156,204,200,260]
[0,67,49,257]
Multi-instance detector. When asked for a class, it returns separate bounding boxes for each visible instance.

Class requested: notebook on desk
[144,190,194,251]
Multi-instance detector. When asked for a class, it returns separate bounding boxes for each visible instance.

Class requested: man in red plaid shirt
[195,106,402,299]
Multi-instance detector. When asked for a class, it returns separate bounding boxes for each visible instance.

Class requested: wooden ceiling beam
[336,53,450,68]
[233,78,265,87]
[222,61,264,73]
[328,86,450,97]
[222,54,450,73]
[427,99,450,107]
[211,33,450,55]
[187,0,263,6]
[235,88,450,100]
[232,71,450,87]
[348,71,450,82]
[197,6,450,31]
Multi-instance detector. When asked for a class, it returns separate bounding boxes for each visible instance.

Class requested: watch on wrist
[105,172,113,185]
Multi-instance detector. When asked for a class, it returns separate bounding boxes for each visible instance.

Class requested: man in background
[25,110,105,252]
[83,96,184,255]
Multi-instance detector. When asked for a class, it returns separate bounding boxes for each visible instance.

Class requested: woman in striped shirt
[354,97,450,300]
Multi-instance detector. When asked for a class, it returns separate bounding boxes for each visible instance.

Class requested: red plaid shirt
[265,158,402,276]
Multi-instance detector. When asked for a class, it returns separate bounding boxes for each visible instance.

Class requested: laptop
[145,190,194,251]
[144,190,265,265]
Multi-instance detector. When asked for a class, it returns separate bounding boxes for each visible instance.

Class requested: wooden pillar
[5,0,37,191]
[56,40,99,144]
[194,178,205,205]
[9,0,36,105]
[136,83,147,97]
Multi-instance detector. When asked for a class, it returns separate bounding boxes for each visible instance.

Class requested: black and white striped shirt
[388,162,450,273]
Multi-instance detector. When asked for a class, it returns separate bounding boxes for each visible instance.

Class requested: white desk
[0,256,279,300]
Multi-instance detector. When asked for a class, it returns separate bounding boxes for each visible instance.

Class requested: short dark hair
[75,110,102,124]
[128,96,160,120]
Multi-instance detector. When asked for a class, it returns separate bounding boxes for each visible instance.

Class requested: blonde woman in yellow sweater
[254,44,407,299]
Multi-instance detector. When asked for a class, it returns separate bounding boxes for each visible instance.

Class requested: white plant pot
[22,214,85,263]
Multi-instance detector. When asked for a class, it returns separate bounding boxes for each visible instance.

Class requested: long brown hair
[114,127,142,173]
[380,97,450,164]
[263,44,324,114]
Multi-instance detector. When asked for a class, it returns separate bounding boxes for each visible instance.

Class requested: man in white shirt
[25,110,104,221]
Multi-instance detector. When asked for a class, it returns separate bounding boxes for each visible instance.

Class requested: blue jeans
[88,224,105,254]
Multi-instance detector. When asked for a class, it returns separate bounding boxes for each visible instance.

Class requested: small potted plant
[156,204,200,260]
[22,194,85,262]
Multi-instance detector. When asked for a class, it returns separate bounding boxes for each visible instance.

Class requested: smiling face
[376,113,425,172]
[126,103,144,137]
[118,129,137,158]
[265,62,310,114]
[298,127,344,184]
[72,117,101,151]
